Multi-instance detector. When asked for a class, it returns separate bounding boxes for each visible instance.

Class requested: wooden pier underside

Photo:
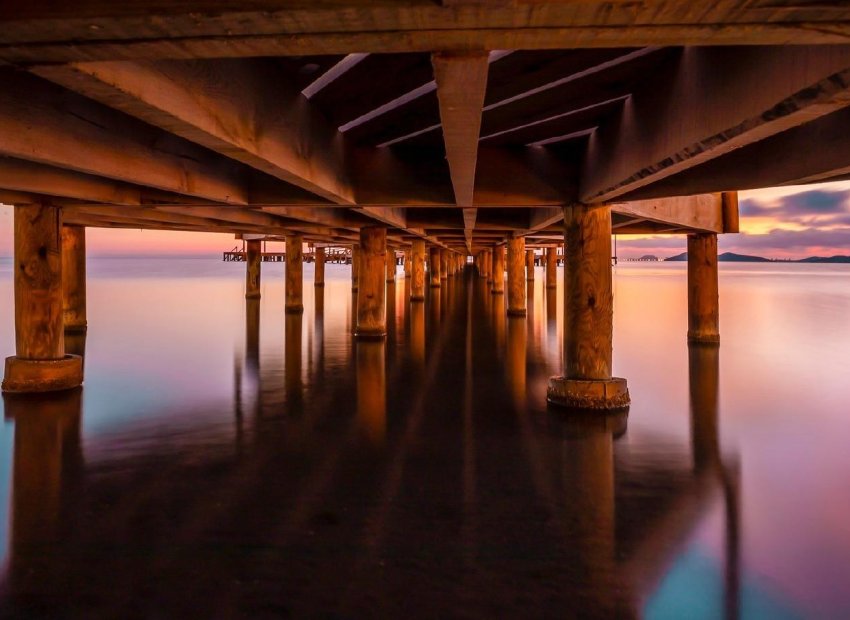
[3,2,850,248]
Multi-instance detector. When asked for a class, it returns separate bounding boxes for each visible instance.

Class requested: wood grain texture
[285,233,304,313]
[355,226,387,338]
[245,239,261,299]
[15,204,64,360]
[545,247,557,289]
[507,236,526,315]
[525,249,535,281]
[563,204,613,381]
[429,246,441,288]
[351,244,360,291]
[410,239,426,301]
[61,225,86,331]
[491,245,505,294]
[314,246,325,286]
[687,233,720,344]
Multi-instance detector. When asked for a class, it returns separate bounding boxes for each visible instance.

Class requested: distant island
[665,252,850,263]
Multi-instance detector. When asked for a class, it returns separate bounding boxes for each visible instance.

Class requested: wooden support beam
[507,236,526,316]
[355,226,387,339]
[688,233,720,344]
[315,247,326,287]
[33,59,355,204]
[61,225,87,332]
[432,51,489,207]
[245,239,261,300]
[285,233,304,314]
[0,70,252,204]
[491,245,505,295]
[611,194,725,234]
[463,208,477,254]
[410,239,426,302]
[582,46,850,203]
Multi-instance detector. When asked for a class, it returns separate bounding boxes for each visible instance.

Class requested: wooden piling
[507,236,526,315]
[404,249,411,278]
[314,246,325,287]
[546,247,557,289]
[61,225,87,332]
[491,245,505,294]
[429,246,441,287]
[525,249,535,281]
[245,238,261,299]
[547,205,629,410]
[3,203,82,393]
[351,243,360,291]
[355,226,387,339]
[285,233,304,313]
[386,248,396,282]
[410,239,426,301]
[687,233,720,344]
[440,249,449,279]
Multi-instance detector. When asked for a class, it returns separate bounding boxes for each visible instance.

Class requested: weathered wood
[285,233,304,313]
[440,249,449,280]
[429,246,441,288]
[687,233,720,344]
[582,46,850,202]
[351,243,360,291]
[410,240,426,301]
[612,194,725,233]
[245,239,261,299]
[61,225,87,332]
[432,51,489,207]
[525,249,535,281]
[491,245,505,295]
[563,204,612,380]
[314,246,326,286]
[355,226,387,338]
[34,59,355,204]
[507,236,526,316]
[545,247,557,289]
[386,248,396,282]
[356,340,386,444]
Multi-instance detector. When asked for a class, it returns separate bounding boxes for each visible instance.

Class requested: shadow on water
[0,270,740,618]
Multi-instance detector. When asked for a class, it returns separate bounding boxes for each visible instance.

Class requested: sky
[2,181,850,259]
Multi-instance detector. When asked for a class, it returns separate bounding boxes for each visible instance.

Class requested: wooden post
[688,233,720,344]
[355,226,387,339]
[61,225,87,332]
[404,249,411,278]
[429,246,441,287]
[245,238,261,299]
[545,247,557,289]
[285,232,303,314]
[525,249,535,281]
[410,239,426,301]
[351,243,360,291]
[314,246,325,287]
[440,249,449,280]
[3,203,82,393]
[491,245,505,294]
[386,248,396,282]
[485,249,493,284]
[547,205,629,410]
[507,236,526,315]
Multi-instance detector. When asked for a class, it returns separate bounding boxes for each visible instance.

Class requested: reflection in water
[1,261,845,617]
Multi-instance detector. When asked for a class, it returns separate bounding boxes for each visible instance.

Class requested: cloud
[741,189,850,219]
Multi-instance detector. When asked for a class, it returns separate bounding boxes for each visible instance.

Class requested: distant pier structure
[6,1,850,410]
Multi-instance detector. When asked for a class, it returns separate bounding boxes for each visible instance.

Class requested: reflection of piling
[356,340,386,446]
[506,316,527,407]
[285,312,303,405]
[689,343,720,471]
[245,298,260,376]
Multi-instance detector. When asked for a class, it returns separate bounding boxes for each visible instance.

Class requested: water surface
[0,258,848,618]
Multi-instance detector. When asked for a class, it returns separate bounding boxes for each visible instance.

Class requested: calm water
[0,258,848,618]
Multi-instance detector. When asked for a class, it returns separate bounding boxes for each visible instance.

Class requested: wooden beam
[611,194,725,234]
[0,70,251,204]
[463,208,477,253]
[5,3,850,62]
[33,59,355,204]
[432,51,489,207]
[581,46,850,203]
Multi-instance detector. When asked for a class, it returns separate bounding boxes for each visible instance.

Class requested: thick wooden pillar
[688,233,720,344]
[440,249,449,280]
[507,236,526,316]
[429,246,441,287]
[3,204,82,393]
[355,226,387,339]
[525,249,535,281]
[285,233,303,314]
[545,247,558,289]
[386,248,396,282]
[404,249,411,278]
[351,244,360,291]
[245,238,261,299]
[485,249,493,284]
[410,239,426,301]
[314,246,325,287]
[491,245,505,294]
[547,205,629,410]
[61,225,87,332]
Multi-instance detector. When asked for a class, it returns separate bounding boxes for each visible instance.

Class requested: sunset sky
[2,181,850,259]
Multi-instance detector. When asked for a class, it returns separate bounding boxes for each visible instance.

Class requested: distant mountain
[665,252,850,263]
[665,251,770,262]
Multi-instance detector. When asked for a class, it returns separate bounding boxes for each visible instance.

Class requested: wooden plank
[0,157,141,205]
[582,46,850,203]
[33,59,355,204]
[5,2,850,62]
[0,70,251,204]
[432,51,490,207]
[611,194,724,234]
